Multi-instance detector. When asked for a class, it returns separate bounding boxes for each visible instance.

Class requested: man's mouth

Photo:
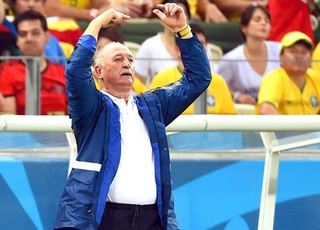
[121,72,132,77]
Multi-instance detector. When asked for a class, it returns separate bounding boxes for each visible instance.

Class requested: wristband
[174,25,191,38]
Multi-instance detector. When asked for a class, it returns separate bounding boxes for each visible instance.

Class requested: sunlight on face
[98,43,135,94]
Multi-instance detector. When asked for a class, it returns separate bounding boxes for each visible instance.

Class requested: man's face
[280,43,312,75]
[99,43,135,94]
[16,19,48,56]
[14,0,44,14]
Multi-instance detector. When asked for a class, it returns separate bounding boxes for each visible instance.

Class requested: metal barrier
[1,114,320,229]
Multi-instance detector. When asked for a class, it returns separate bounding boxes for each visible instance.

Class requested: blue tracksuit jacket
[54,33,211,230]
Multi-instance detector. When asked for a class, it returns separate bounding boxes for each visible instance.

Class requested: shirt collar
[101,90,135,113]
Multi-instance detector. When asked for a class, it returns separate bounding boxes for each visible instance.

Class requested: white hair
[93,42,131,67]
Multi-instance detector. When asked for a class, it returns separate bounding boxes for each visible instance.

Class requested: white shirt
[217,41,281,99]
[102,91,157,205]
[135,33,178,85]
[135,33,216,86]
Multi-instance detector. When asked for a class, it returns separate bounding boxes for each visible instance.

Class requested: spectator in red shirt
[0,10,68,115]
[267,0,315,43]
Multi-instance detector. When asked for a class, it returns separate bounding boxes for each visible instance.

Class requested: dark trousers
[98,202,163,230]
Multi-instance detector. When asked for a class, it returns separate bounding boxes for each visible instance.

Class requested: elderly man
[54,3,211,230]
[256,31,320,115]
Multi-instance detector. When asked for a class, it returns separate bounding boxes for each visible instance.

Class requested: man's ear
[94,65,103,80]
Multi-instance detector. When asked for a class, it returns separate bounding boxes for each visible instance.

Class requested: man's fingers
[154,3,179,17]
[152,9,163,18]
[110,12,130,25]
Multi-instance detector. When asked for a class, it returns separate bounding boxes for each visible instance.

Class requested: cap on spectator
[280,31,313,51]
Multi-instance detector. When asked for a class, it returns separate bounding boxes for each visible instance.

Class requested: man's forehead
[105,43,133,56]
[106,42,127,50]
[18,19,42,28]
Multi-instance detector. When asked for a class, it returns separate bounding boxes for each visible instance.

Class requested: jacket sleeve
[66,35,102,126]
[152,35,212,126]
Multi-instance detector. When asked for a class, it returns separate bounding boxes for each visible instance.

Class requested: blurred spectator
[3,0,68,65]
[150,26,236,114]
[96,25,125,49]
[256,31,320,115]
[135,0,217,86]
[0,0,4,21]
[0,92,4,111]
[196,0,268,22]
[0,10,68,115]
[46,15,83,48]
[44,0,153,21]
[217,5,280,105]
[0,0,18,57]
[189,23,220,72]
[134,0,190,86]
[267,0,315,44]
[312,41,320,73]
[7,0,80,53]
[92,26,147,94]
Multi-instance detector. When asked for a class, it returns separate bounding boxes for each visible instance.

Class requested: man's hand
[237,93,256,105]
[95,8,130,28]
[153,3,187,32]
[83,9,130,38]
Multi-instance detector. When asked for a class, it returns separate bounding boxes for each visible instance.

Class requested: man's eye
[32,31,41,36]
[18,32,27,37]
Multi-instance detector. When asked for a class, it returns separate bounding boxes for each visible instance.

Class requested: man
[256,31,320,115]
[54,3,211,230]
[0,10,67,115]
[3,0,68,64]
[150,23,236,114]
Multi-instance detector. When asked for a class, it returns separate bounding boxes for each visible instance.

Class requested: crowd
[0,0,320,115]
[0,1,319,229]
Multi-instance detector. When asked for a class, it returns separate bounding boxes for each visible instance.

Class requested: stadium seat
[207,42,223,65]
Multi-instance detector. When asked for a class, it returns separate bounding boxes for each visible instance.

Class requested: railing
[1,114,320,229]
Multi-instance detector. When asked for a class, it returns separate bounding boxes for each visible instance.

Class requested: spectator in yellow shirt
[150,23,236,115]
[312,42,320,74]
[256,31,320,115]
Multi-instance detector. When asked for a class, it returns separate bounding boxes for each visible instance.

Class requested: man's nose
[27,0,36,7]
[25,33,33,41]
[122,59,131,68]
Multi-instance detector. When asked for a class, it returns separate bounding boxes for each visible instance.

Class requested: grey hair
[93,45,108,68]
[93,42,128,68]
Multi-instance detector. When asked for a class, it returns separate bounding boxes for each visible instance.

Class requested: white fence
[1,114,320,230]
[1,114,320,132]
